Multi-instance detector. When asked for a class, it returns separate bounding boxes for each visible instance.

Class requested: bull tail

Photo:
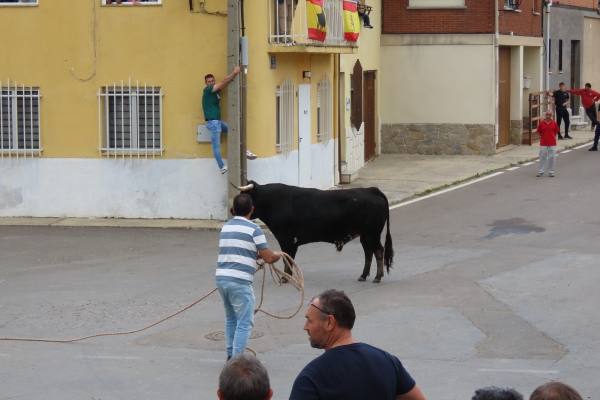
[384,204,394,273]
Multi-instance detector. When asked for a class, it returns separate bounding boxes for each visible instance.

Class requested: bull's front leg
[373,247,384,283]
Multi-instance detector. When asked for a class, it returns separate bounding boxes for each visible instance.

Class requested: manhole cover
[205,330,264,341]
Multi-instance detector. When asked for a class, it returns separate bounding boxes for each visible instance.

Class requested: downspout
[545,0,552,94]
[336,53,342,185]
[494,0,499,147]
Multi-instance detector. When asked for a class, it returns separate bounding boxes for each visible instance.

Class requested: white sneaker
[220,166,228,174]
[246,150,257,160]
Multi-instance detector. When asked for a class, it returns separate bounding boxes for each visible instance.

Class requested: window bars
[0,0,38,5]
[276,79,294,153]
[98,81,163,158]
[0,81,41,158]
[317,77,332,142]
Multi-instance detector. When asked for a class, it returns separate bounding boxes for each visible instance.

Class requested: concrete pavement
[0,129,594,228]
[2,144,600,399]
[349,128,594,205]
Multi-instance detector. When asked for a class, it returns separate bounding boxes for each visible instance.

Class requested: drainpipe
[494,0,499,147]
[545,0,552,94]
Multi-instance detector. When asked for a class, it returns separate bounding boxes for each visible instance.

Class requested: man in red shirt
[537,110,559,177]
[569,83,600,130]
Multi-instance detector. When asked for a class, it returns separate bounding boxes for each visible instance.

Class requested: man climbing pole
[203,66,256,174]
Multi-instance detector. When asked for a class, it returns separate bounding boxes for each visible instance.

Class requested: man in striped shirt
[216,193,282,359]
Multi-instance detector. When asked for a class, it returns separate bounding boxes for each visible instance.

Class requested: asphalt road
[1,145,599,400]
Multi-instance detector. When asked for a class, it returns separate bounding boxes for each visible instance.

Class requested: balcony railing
[269,0,355,47]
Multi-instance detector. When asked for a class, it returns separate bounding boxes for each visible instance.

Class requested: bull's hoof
[358,276,367,282]
[373,277,382,283]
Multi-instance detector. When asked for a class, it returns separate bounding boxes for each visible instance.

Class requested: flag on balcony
[343,0,360,42]
[306,0,327,42]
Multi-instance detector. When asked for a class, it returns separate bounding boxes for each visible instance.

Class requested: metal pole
[227,0,242,214]
[545,0,552,96]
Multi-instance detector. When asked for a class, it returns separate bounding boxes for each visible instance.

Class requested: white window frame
[0,0,37,6]
[317,77,332,143]
[276,79,294,153]
[0,82,42,158]
[101,0,161,6]
[407,0,466,9]
[98,81,163,158]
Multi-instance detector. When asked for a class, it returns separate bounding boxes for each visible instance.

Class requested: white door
[298,84,312,187]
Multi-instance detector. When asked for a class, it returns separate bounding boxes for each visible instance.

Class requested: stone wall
[511,120,523,145]
[381,123,496,155]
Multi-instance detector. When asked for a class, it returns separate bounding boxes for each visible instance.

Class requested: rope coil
[0,253,303,344]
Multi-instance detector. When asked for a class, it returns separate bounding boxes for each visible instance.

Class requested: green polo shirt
[202,85,221,121]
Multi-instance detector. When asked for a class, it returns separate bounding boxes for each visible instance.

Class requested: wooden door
[498,46,511,148]
[364,70,376,161]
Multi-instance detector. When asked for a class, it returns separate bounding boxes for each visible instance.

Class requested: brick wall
[382,0,543,36]
[499,0,543,37]
[382,0,495,34]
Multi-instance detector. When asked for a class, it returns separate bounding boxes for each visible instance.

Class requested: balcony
[268,0,358,53]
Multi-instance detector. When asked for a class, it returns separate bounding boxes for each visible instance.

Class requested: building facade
[380,0,544,155]
[0,0,360,220]
[546,0,600,114]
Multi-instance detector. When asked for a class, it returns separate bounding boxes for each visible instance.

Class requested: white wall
[247,139,335,189]
[0,158,228,219]
[381,43,496,125]
[583,17,600,89]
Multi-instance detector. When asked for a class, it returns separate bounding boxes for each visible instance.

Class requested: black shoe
[557,135,564,140]
[564,135,573,139]
[365,24,373,29]
[589,147,598,151]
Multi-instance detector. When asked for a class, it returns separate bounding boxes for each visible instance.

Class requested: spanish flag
[343,0,360,42]
[307,0,327,42]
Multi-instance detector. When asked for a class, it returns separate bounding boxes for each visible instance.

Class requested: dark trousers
[556,107,570,137]
[594,125,600,148]
[585,105,599,127]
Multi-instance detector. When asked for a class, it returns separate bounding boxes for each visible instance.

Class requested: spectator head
[218,354,273,400]
[472,387,524,400]
[205,73,216,86]
[545,110,553,120]
[529,382,583,400]
[559,82,565,89]
[232,193,254,217]
[585,83,592,89]
[304,289,356,349]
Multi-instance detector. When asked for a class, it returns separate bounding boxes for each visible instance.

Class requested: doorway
[298,83,311,187]
[364,70,376,161]
[498,46,512,148]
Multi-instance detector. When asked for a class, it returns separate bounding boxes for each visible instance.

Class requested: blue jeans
[216,277,255,358]
[206,120,229,169]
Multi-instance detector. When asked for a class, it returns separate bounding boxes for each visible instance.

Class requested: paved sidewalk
[0,130,594,229]
[348,129,594,205]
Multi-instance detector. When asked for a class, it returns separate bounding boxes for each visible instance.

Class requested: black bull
[238,181,394,283]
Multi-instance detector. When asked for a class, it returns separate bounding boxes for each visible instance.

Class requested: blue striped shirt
[216,216,268,283]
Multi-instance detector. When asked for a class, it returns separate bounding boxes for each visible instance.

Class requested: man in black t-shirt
[550,82,572,140]
[289,289,427,400]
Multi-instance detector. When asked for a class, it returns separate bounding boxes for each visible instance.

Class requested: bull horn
[237,183,255,191]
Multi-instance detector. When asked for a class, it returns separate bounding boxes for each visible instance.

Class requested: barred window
[276,79,294,153]
[0,84,41,157]
[0,0,38,5]
[102,0,161,5]
[317,77,332,143]
[98,83,163,157]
